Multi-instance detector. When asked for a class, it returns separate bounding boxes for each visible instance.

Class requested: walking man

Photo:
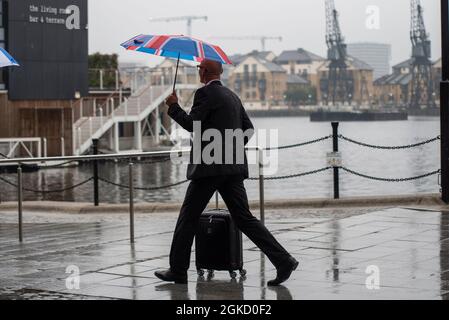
[154,59,298,286]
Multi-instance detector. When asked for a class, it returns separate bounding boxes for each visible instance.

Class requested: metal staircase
[73,83,197,155]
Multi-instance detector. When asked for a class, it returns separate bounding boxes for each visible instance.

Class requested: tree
[88,53,119,89]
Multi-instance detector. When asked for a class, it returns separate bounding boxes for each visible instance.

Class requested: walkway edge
[0,193,446,214]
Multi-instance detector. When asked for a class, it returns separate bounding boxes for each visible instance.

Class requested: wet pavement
[0,206,448,300]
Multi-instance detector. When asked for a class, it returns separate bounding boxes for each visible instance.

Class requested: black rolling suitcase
[195,208,246,279]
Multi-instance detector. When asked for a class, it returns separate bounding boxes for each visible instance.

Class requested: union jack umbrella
[121,34,232,91]
[0,47,19,68]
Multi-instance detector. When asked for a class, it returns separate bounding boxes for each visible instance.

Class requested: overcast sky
[88,0,441,67]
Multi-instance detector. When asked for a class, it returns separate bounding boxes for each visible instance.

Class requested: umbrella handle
[173,53,180,93]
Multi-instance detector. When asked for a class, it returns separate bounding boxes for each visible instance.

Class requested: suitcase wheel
[197,269,205,277]
[239,269,247,277]
[229,271,237,279]
[207,270,215,280]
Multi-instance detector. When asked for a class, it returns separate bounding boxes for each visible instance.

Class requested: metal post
[110,97,115,113]
[61,137,65,157]
[114,123,120,153]
[99,108,104,130]
[72,127,76,155]
[440,0,449,203]
[17,165,23,242]
[115,70,119,91]
[77,128,82,153]
[92,139,99,206]
[332,122,340,199]
[129,162,135,244]
[100,69,104,90]
[125,99,128,119]
[258,148,265,225]
[215,192,219,209]
[155,106,160,144]
[89,117,93,137]
[43,138,47,158]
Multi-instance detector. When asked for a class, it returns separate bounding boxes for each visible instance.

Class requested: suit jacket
[168,81,255,180]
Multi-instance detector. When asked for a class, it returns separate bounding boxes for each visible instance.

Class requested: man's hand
[165,91,178,106]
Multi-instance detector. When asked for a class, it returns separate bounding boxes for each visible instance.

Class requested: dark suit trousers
[169,175,291,274]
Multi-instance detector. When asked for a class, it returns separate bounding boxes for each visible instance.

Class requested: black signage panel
[6,0,88,100]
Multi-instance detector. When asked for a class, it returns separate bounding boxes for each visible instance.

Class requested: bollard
[258,148,265,226]
[92,139,99,206]
[129,162,135,244]
[17,165,23,242]
[332,122,340,199]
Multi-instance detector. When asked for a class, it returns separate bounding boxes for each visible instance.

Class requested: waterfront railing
[0,122,441,243]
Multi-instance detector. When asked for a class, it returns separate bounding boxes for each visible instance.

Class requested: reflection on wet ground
[0,207,448,300]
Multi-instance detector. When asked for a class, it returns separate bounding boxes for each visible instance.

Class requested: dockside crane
[321,0,354,106]
[409,0,435,109]
[149,16,208,37]
[208,36,283,52]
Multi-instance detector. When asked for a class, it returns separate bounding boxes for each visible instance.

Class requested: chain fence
[98,177,189,191]
[248,167,332,181]
[0,176,94,194]
[338,134,440,150]
[264,135,332,151]
[340,167,441,182]
[0,133,443,195]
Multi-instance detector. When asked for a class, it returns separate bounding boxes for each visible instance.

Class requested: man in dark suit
[154,59,298,286]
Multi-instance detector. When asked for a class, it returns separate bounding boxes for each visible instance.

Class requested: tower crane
[321,0,353,106]
[149,16,208,36]
[208,36,283,52]
[409,0,435,109]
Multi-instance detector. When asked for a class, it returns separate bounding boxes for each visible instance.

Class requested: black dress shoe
[267,257,299,286]
[154,269,188,284]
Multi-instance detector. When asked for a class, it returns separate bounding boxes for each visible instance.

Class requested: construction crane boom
[149,15,208,36]
[209,36,283,51]
[321,0,353,106]
[409,0,435,109]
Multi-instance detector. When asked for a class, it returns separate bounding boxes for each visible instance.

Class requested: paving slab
[0,205,448,300]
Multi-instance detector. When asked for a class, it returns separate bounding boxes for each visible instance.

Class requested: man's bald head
[198,59,223,84]
[201,59,223,76]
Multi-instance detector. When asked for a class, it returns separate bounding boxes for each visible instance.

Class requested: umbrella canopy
[121,34,232,91]
[121,34,233,65]
[0,47,19,68]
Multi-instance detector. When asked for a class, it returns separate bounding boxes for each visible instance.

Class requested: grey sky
[88,0,441,67]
